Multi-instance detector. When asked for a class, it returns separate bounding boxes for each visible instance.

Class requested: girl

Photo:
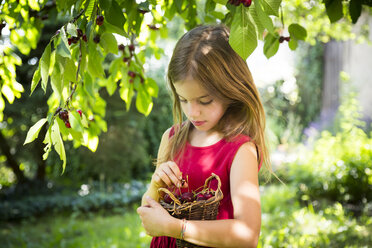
[137,24,271,248]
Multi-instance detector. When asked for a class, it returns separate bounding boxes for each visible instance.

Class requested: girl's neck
[188,126,224,147]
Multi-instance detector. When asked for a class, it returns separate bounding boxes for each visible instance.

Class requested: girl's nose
[187,102,201,118]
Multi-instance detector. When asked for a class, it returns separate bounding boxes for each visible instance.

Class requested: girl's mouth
[192,121,206,126]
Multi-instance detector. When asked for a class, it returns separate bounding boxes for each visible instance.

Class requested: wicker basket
[158,173,223,248]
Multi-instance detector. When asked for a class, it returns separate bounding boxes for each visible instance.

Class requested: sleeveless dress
[150,128,262,248]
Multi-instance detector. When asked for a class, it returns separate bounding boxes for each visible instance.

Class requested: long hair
[159,24,272,178]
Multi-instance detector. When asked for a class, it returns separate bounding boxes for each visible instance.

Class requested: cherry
[77,109,82,117]
[196,193,207,201]
[279,36,291,43]
[118,44,125,51]
[65,121,71,128]
[96,15,104,26]
[179,192,194,203]
[128,44,135,52]
[68,38,73,46]
[93,34,100,44]
[71,36,79,44]
[204,192,214,200]
[58,110,69,122]
[242,0,252,7]
[163,193,173,204]
[123,57,130,62]
[82,34,87,42]
[128,71,136,78]
[77,28,83,38]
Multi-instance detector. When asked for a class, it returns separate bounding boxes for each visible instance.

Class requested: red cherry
[93,34,100,43]
[82,34,87,42]
[123,57,130,62]
[65,121,71,128]
[68,38,72,46]
[58,110,69,122]
[96,15,104,26]
[77,28,83,37]
[128,44,135,52]
[163,194,173,204]
[179,192,194,203]
[204,192,214,200]
[77,109,82,117]
[243,0,252,7]
[128,71,136,78]
[118,44,125,51]
[196,193,207,201]
[279,36,285,43]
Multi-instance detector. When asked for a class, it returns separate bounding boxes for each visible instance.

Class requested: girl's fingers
[157,169,172,187]
[167,162,183,180]
[162,165,181,187]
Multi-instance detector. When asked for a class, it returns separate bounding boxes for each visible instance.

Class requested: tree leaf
[263,33,279,58]
[70,111,84,132]
[50,54,64,102]
[88,40,105,79]
[324,0,343,23]
[30,65,41,95]
[106,0,126,30]
[106,76,117,96]
[100,32,119,54]
[56,28,71,58]
[145,77,159,98]
[288,38,298,50]
[2,84,15,104]
[288,23,307,40]
[349,0,362,24]
[40,42,51,92]
[261,0,282,17]
[51,120,66,174]
[254,0,274,34]
[229,5,257,60]
[66,23,77,37]
[136,84,153,116]
[24,118,48,145]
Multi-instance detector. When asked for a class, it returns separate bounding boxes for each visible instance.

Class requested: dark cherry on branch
[93,34,100,44]
[118,44,125,51]
[77,109,82,117]
[128,44,135,52]
[128,71,136,78]
[77,28,83,37]
[58,110,69,122]
[82,34,87,42]
[96,15,104,26]
[65,121,71,128]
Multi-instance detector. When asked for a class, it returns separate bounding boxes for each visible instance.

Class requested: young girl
[137,24,271,248]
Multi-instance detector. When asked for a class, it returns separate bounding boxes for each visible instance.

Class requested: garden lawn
[0,205,151,248]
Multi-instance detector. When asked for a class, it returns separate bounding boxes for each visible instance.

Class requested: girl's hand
[151,161,188,189]
[137,196,177,237]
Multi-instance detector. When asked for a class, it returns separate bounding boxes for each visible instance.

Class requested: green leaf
[88,40,105,78]
[349,0,362,24]
[51,120,66,174]
[288,38,298,50]
[66,23,77,37]
[146,77,159,98]
[120,71,134,111]
[63,57,77,83]
[100,32,118,54]
[106,0,126,30]
[30,66,41,95]
[261,0,282,17]
[136,84,153,116]
[254,0,274,34]
[51,54,64,102]
[263,33,279,58]
[213,0,228,4]
[288,23,307,41]
[102,20,128,37]
[24,118,48,145]
[40,42,51,92]
[324,0,343,23]
[229,5,257,60]
[106,76,118,96]
[70,111,84,132]
[56,28,71,58]
[1,85,15,104]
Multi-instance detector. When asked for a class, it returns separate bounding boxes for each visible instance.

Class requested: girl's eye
[200,100,213,105]
[179,99,187,103]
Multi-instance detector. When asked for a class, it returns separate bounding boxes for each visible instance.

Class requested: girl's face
[174,78,227,134]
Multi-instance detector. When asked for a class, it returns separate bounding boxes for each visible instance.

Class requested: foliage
[3,0,368,171]
[258,184,372,248]
[0,206,152,248]
[0,180,147,221]
[283,92,372,206]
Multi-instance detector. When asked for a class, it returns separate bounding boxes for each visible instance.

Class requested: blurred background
[1,2,372,248]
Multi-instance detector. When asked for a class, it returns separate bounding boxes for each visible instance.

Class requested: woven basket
[158,173,223,248]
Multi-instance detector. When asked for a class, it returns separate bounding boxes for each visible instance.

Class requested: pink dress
[150,128,262,248]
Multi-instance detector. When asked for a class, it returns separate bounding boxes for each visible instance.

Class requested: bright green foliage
[0,0,369,171]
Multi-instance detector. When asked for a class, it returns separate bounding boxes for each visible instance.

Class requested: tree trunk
[0,130,27,183]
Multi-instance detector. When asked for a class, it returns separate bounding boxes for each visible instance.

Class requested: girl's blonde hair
[159,24,272,178]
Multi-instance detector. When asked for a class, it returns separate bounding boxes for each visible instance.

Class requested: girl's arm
[165,142,261,247]
[141,128,171,206]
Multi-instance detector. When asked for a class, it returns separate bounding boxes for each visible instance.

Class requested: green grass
[0,205,152,248]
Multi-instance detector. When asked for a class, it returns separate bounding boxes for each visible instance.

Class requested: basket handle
[158,188,182,205]
[203,173,222,191]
